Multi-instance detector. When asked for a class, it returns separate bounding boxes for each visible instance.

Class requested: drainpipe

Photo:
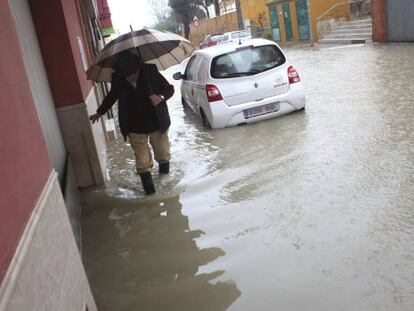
[235,0,245,30]
[307,0,314,46]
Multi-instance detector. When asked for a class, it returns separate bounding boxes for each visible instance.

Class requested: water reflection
[82,191,241,311]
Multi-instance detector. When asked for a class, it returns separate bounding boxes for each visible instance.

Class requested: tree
[169,0,214,39]
[213,0,220,16]
[169,0,192,38]
[149,0,170,22]
[154,17,177,33]
[150,0,179,33]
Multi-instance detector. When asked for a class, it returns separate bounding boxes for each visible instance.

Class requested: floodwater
[82,43,414,311]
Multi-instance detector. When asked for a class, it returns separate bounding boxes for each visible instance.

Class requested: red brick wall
[0,0,51,281]
[371,0,387,42]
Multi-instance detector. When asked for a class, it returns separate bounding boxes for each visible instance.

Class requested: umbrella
[86,28,194,82]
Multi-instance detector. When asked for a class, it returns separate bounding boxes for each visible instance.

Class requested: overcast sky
[107,0,157,35]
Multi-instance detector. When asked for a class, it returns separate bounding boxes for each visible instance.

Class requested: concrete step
[319,38,372,44]
[331,28,372,34]
[325,33,372,39]
[335,24,372,31]
[338,19,372,26]
[319,18,372,45]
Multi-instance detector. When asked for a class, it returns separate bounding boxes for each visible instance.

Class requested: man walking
[90,51,174,195]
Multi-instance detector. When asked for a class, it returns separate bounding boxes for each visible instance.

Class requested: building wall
[264,1,307,43]
[10,0,68,181]
[0,173,97,311]
[371,0,386,41]
[241,0,270,29]
[61,0,94,100]
[97,0,112,29]
[309,0,351,42]
[242,0,349,43]
[30,0,107,187]
[0,1,99,309]
[30,0,85,108]
[0,0,51,282]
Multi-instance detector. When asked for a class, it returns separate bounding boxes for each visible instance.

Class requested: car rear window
[210,45,286,79]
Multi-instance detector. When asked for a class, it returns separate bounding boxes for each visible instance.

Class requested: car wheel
[200,109,212,129]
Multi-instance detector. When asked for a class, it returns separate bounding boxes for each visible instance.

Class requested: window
[211,45,286,79]
[184,55,203,82]
[184,56,196,81]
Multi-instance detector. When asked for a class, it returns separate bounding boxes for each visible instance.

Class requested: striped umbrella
[87,28,194,82]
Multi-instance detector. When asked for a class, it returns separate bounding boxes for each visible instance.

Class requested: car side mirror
[173,72,184,80]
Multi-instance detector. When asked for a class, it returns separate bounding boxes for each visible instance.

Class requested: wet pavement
[82,43,414,311]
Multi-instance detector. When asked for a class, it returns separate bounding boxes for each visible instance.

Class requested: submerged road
[82,43,414,311]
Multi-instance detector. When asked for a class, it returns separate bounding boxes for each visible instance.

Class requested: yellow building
[240,0,351,43]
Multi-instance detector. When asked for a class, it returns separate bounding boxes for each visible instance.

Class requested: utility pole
[306,0,314,46]
[235,0,244,30]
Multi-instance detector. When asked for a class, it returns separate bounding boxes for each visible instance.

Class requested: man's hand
[90,113,102,124]
[149,94,163,106]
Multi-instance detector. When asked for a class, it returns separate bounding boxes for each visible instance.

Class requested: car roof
[229,30,249,34]
[195,38,281,59]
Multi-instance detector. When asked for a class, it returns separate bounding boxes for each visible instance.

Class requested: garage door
[8,0,67,180]
[387,0,414,41]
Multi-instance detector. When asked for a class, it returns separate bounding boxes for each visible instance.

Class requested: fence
[189,12,238,46]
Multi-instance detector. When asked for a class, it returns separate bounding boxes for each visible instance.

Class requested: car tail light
[288,66,300,84]
[206,84,223,102]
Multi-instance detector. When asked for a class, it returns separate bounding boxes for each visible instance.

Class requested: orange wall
[310,0,351,41]
[241,0,270,27]
[242,0,350,43]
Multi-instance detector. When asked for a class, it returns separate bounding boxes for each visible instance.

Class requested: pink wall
[97,0,113,29]
[30,0,93,108]
[0,0,51,281]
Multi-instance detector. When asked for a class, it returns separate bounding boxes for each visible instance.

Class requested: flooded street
[82,43,414,311]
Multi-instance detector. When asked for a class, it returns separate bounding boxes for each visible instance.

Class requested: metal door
[295,0,310,40]
[9,0,66,179]
[269,6,281,41]
[387,0,414,41]
[282,3,294,41]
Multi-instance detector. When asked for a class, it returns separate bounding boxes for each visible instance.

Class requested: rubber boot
[159,162,170,174]
[139,172,155,195]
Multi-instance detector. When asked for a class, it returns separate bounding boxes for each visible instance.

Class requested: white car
[218,30,252,45]
[173,38,306,129]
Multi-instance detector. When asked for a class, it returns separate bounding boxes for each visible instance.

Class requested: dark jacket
[97,64,174,140]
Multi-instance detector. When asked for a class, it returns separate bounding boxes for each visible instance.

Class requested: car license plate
[243,102,280,119]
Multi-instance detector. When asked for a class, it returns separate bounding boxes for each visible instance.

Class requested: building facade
[371,0,414,42]
[97,0,115,36]
[0,0,112,309]
[241,0,350,43]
